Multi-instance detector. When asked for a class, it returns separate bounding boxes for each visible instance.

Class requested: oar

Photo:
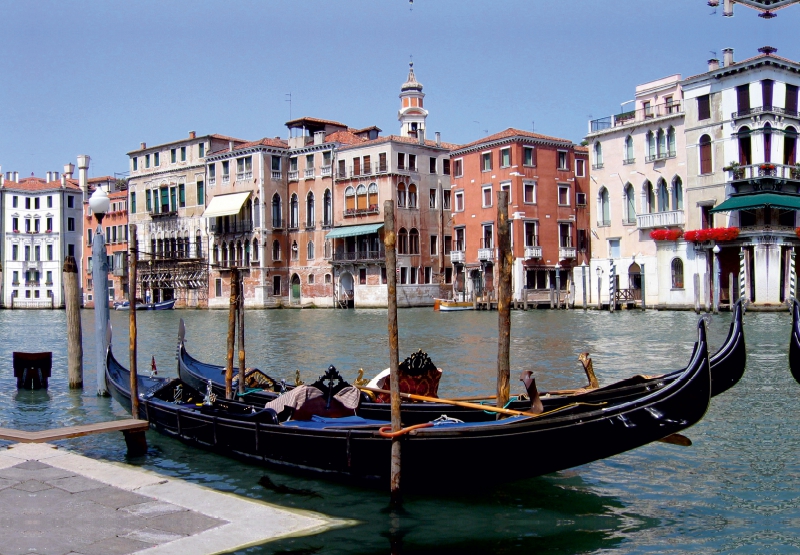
[359,387,544,418]
[658,433,692,446]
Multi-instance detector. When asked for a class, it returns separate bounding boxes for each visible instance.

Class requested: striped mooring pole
[790,250,796,301]
[608,260,616,312]
[739,248,746,307]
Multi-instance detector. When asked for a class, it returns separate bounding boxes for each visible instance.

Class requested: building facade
[448,129,590,303]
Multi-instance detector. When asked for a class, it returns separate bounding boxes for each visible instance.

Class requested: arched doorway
[339,272,354,308]
[628,262,642,300]
[291,274,301,305]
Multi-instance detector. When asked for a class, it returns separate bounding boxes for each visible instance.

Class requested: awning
[710,193,800,213]
[325,223,384,239]
[202,192,251,218]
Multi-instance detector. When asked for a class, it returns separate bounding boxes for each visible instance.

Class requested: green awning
[709,193,800,213]
[325,223,384,239]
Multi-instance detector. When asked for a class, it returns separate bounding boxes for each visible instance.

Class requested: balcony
[524,246,542,259]
[337,169,348,179]
[645,150,677,163]
[343,205,380,217]
[332,249,386,263]
[321,219,332,229]
[590,101,683,133]
[450,250,465,264]
[732,105,799,119]
[738,224,796,238]
[477,247,495,261]
[112,267,127,277]
[305,220,315,230]
[304,168,315,179]
[288,171,299,181]
[210,220,253,234]
[208,177,216,186]
[272,218,284,230]
[271,171,282,180]
[287,221,299,231]
[727,163,800,181]
[236,171,253,181]
[151,210,177,219]
[559,247,577,260]
[320,165,332,177]
[377,163,389,174]
[222,174,230,183]
[592,163,604,170]
[25,281,40,287]
[636,210,685,229]
[623,158,636,165]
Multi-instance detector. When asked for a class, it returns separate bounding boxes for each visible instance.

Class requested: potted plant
[723,161,743,179]
[649,229,683,241]
[791,164,800,179]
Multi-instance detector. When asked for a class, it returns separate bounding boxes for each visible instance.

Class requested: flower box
[684,227,740,242]
[649,229,683,241]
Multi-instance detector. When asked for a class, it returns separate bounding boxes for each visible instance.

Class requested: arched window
[324,240,332,259]
[221,242,228,267]
[368,183,378,209]
[672,177,683,211]
[657,129,666,158]
[290,194,298,228]
[244,239,250,265]
[409,228,420,254]
[594,141,603,167]
[671,258,684,289]
[699,134,713,174]
[624,136,634,163]
[323,189,332,226]
[737,128,751,166]
[645,180,656,213]
[397,227,408,254]
[667,127,676,157]
[272,239,281,261]
[272,193,282,228]
[356,184,367,210]
[291,240,299,260]
[646,131,655,160]
[598,187,610,225]
[763,122,772,163]
[306,192,315,227]
[397,182,406,207]
[196,230,202,258]
[213,244,218,264]
[785,126,798,165]
[252,197,260,228]
[236,241,243,266]
[345,186,356,212]
[307,240,315,260]
[408,184,417,208]
[252,239,259,262]
[624,184,636,224]
[657,178,669,212]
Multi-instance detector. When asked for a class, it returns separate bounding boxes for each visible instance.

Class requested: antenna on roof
[710,50,717,59]
[285,93,292,137]
[532,121,535,133]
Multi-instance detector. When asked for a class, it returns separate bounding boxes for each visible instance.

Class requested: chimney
[14,171,19,183]
[61,175,66,188]
[723,0,733,16]
[46,171,52,182]
[53,171,59,181]
[435,132,441,147]
[723,48,734,67]
[759,45,777,56]
[63,163,74,179]
[418,127,425,145]
[708,58,720,72]
[77,155,90,198]
[189,130,196,139]
[229,140,234,151]
[140,142,146,150]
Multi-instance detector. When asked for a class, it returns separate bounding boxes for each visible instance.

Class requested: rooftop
[3,176,81,192]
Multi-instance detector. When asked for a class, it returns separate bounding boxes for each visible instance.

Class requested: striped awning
[325,223,384,239]
[709,192,800,213]
[202,192,251,218]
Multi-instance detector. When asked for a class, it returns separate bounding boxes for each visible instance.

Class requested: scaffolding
[136,256,208,307]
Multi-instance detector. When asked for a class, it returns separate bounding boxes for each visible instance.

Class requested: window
[345,186,356,211]
[500,148,511,167]
[290,194,299,228]
[67,217,75,231]
[222,161,230,181]
[398,153,406,170]
[47,244,53,260]
[397,183,406,207]
[272,193,282,227]
[593,142,603,168]
[519,180,535,204]
[130,192,136,213]
[557,151,568,170]
[442,190,451,210]
[408,154,416,172]
[46,271,52,285]
[180,146,186,161]
[424,267,432,284]
[323,189,332,226]
[307,240,315,260]
[379,152,388,172]
[306,192,315,226]
[558,185,570,206]
[736,84,750,114]
[624,136,634,163]
[359,268,367,285]
[429,189,437,209]
[12,196,17,208]
[455,191,464,211]
[338,159,346,178]
[524,221,538,247]
[657,179,669,212]
[559,223,572,248]
[145,154,150,168]
[12,245,18,260]
[24,246,30,261]
[236,156,252,179]
[785,127,798,165]
[575,159,585,177]
[444,267,453,284]
[430,235,438,255]
[409,228,419,254]
[34,219,40,233]
[453,158,463,177]
[699,134,713,174]
[133,157,138,171]
[523,146,535,166]
[429,157,437,174]
[408,184,417,208]
[667,127,676,157]
[482,224,493,249]
[399,267,408,285]
[196,180,204,206]
[306,154,315,172]
[645,181,656,213]
[409,267,417,284]
[672,177,684,211]
[356,185,367,210]
[215,279,222,297]
[12,217,18,231]
[325,274,332,284]
[657,129,666,158]
[786,84,799,115]
[179,184,185,207]
[12,271,18,285]
[764,123,773,163]
[273,276,281,296]
[46,217,52,231]
[47,196,52,208]
[671,258,684,289]
[34,198,39,209]
[308,274,315,285]
[643,101,652,117]
[443,159,450,175]
[500,181,511,204]
[697,94,711,121]
[67,196,74,208]
[146,190,152,212]
[25,197,31,209]
[646,131,655,160]
[272,240,281,261]
[397,228,408,254]
[444,235,452,254]
[25,219,30,233]
[454,228,465,251]
[154,152,160,166]
[368,183,378,209]
[171,148,177,163]
[482,186,492,208]
[598,187,610,225]
[624,184,636,224]
[481,152,492,171]
[199,143,205,158]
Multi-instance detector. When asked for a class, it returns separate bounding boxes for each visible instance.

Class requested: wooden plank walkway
[0,419,149,443]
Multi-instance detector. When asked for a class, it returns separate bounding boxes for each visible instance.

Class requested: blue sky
[0,0,796,179]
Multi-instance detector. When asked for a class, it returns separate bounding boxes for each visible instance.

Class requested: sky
[1,0,798,180]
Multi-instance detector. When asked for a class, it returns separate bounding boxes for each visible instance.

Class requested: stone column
[753,241,781,304]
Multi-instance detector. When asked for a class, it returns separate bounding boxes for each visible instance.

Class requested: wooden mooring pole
[237,270,246,397]
[63,256,83,388]
[128,225,139,419]
[384,200,402,505]
[225,267,239,400]
[496,191,511,412]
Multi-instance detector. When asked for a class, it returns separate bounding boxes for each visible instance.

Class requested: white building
[1,167,84,308]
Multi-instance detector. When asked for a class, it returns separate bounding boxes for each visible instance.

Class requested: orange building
[448,130,590,302]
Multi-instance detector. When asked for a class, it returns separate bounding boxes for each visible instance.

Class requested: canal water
[0,307,795,554]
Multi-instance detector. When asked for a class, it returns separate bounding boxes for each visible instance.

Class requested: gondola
[176,300,744,422]
[790,299,800,384]
[107,321,711,487]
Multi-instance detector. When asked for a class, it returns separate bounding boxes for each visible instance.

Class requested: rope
[378,423,434,438]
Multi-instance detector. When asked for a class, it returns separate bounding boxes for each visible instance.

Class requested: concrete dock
[0,443,349,555]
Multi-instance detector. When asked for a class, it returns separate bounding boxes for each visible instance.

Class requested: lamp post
[712,244,721,314]
[89,187,111,395]
[554,263,561,309]
[596,266,603,310]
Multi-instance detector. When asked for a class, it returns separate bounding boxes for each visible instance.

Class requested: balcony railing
[727,163,800,180]
[738,224,796,236]
[477,247,495,260]
[222,174,230,183]
[236,171,253,180]
[332,249,386,262]
[592,163,604,170]
[732,105,800,119]
[559,247,577,259]
[305,220,315,230]
[304,168,315,178]
[450,250,465,263]
[343,205,380,217]
[623,157,636,165]
[25,281,40,287]
[322,219,332,228]
[272,218,284,229]
[321,165,332,177]
[271,171,282,180]
[208,177,216,186]
[210,220,253,233]
[288,171,299,181]
[645,150,677,163]
[287,221,299,231]
[524,246,542,259]
[151,210,177,219]
[636,210,685,229]
[337,169,348,179]
[590,101,683,132]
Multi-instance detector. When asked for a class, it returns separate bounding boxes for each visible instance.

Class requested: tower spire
[398,62,428,138]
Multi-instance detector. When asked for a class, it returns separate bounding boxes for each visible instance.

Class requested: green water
[0,308,794,554]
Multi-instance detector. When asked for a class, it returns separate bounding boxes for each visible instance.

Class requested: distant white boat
[434,298,474,312]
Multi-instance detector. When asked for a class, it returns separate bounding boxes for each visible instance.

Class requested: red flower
[684,227,740,242]
[649,229,683,241]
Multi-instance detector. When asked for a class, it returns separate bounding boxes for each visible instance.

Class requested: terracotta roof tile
[453,128,573,152]
[87,176,115,183]
[338,134,460,151]
[285,116,348,129]
[574,145,589,153]
[3,177,81,192]
[683,50,799,82]
[325,131,368,145]
[234,137,288,150]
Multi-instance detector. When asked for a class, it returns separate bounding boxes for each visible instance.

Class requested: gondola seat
[264,384,361,421]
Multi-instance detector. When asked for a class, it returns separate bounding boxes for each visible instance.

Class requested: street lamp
[89,187,111,395]
[712,244,721,314]
[596,266,603,310]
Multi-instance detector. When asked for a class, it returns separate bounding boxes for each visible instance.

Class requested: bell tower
[398,62,428,139]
